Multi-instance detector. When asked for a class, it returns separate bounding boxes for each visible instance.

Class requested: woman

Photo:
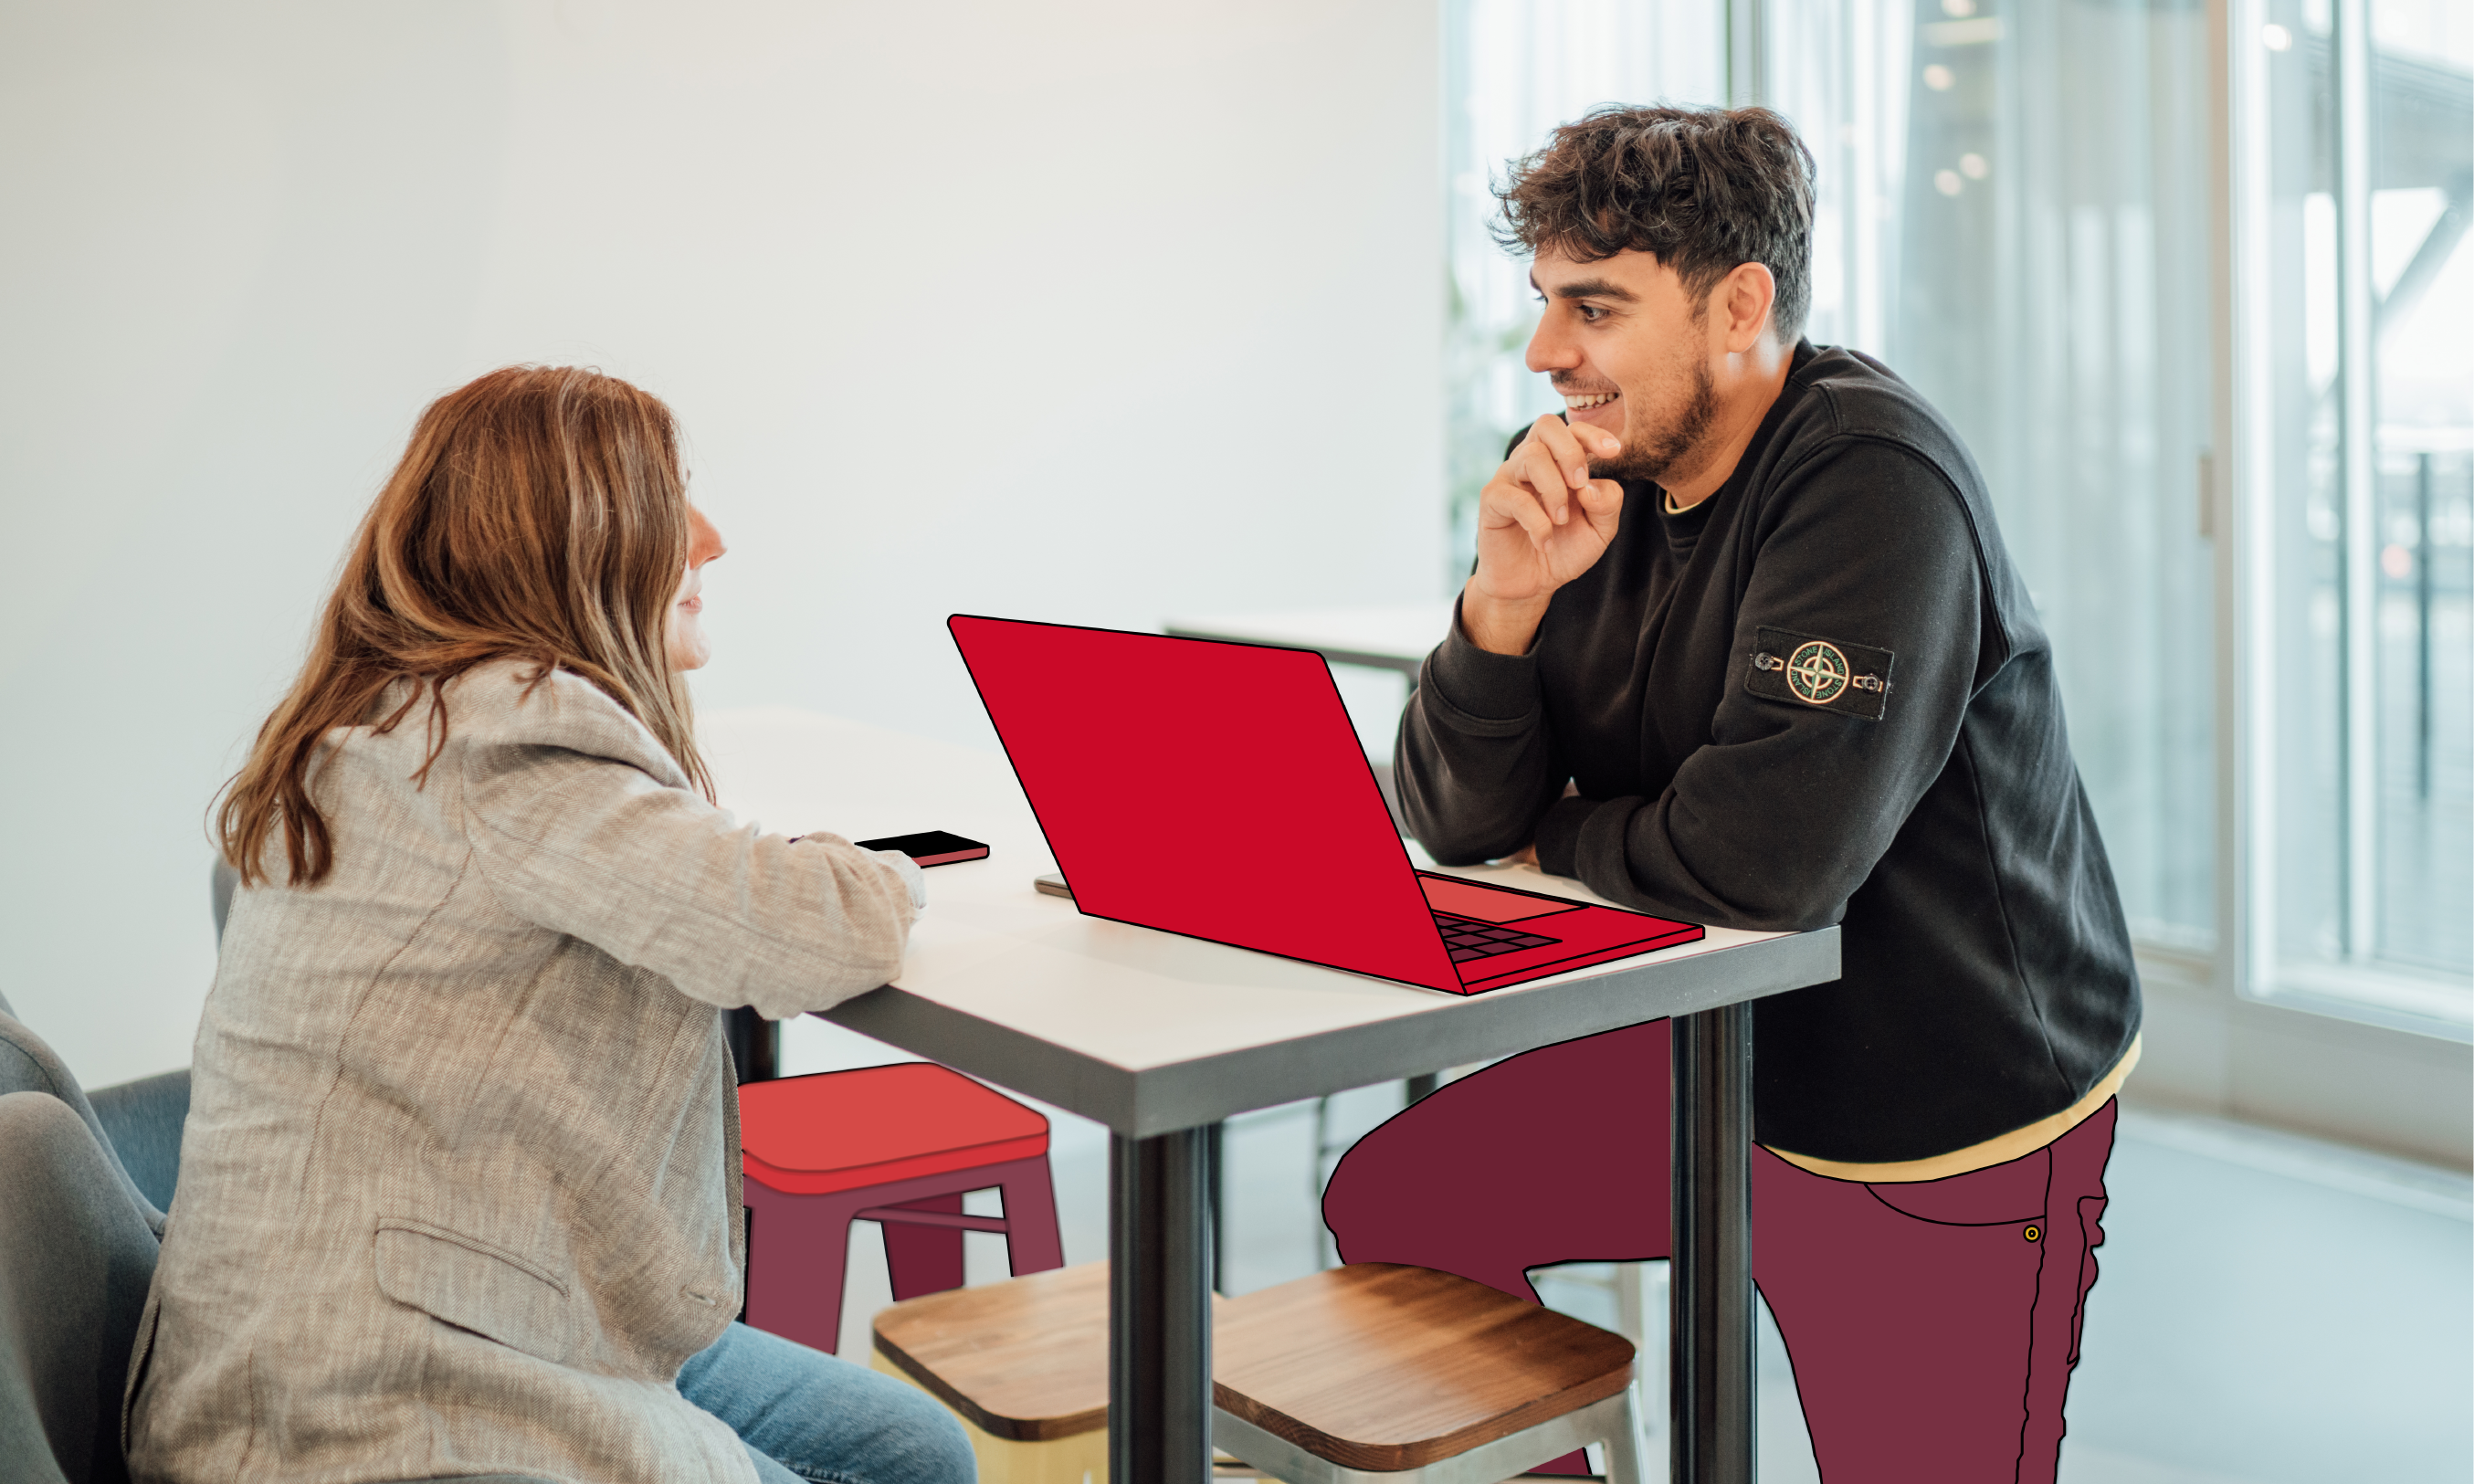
[128,366,976,1484]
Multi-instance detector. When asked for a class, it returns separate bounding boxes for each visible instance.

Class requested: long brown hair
[218,365,714,888]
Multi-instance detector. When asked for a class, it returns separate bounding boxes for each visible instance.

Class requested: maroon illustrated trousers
[1320,1019,2116,1483]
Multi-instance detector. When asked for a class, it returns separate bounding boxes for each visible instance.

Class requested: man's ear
[1717,262,1777,353]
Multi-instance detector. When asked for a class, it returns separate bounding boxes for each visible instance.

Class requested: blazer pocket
[374,1216,574,1365]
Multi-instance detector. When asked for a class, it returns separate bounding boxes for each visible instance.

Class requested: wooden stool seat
[871,1261,1642,1484]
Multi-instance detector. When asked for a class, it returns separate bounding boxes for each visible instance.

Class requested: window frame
[2218,0,2473,1044]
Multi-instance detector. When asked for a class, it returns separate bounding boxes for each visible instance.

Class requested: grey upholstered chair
[0,865,549,1484]
[0,987,173,1484]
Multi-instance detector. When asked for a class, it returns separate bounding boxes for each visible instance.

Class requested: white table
[701,707,1831,1484]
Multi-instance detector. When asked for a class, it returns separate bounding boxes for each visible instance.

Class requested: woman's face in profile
[668,505,727,672]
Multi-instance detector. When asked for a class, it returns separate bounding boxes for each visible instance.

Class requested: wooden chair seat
[1215,1263,1636,1474]
[871,1260,1641,1484]
[873,1261,1115,1442]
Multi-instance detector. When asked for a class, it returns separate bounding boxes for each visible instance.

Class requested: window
[1768,0,2221,962]
[2236,0,2471,1029]
[1442,0,2473,1040]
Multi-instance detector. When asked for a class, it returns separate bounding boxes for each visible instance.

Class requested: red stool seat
[738,1063,1066,1355]
[742,1063,1050,1194]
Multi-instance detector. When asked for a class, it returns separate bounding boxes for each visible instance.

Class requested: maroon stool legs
[742,1181,869,1352]
[881,1194,968,1298]
[742,1154,1066,1352]
[984,1155,1067,1274]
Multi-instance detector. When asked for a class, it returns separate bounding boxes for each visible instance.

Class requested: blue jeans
[679,1321,977,1484]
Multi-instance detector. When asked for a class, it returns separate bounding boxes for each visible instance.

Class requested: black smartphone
[854,830,991,867]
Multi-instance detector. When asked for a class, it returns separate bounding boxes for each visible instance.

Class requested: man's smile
[1561,385,1625,436]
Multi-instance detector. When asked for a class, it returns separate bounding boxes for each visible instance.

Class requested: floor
[780,1018,2473,1483]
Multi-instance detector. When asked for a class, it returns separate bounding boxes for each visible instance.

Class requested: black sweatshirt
[1397,342,2140,1163]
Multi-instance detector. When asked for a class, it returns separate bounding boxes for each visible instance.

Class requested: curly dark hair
[1496,104,1817,344]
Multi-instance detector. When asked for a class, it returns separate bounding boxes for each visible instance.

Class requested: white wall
[0,0,1446,1087]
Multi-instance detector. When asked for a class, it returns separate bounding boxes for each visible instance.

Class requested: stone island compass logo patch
[1746,626,1896,721]
[1784,640,1851,704]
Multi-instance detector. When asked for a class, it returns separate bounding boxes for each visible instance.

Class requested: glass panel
[1441,0,1723,581]
[1767,0,2219,948]
[2366,2,2472,975]
[2257,0,2352,973]
[1765,0,1911,354]
[2251,0,2469,1019]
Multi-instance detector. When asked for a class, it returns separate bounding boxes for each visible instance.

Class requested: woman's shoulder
[435,658,691,790]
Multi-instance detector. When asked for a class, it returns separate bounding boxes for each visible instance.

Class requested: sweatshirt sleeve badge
[1746,626,1895,720]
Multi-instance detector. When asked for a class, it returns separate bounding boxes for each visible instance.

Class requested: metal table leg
[1205,1121,1226,1295]
[1111,1127,1214,1484]
[1670,1001,1754,1484]
[724,1007,777,1083]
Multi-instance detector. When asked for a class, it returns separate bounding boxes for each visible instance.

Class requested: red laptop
[948,615,1703,995]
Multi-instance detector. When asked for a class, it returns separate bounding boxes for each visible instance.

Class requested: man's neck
[1659,342,1796,511]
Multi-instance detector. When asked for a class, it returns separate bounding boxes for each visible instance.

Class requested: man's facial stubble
[1596,349,1717,489]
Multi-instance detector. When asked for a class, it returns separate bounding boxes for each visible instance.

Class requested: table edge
[820,925,1839,1136]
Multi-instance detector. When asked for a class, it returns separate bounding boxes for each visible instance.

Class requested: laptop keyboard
[1432,910,1560,963]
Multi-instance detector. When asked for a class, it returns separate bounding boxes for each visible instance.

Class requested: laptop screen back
[948,616,1461,992]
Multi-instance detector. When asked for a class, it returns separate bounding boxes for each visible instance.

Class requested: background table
[1164,604,1455,681]
[701,707,1834,1484]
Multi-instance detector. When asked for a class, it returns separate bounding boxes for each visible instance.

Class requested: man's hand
[1463,416,1625,654]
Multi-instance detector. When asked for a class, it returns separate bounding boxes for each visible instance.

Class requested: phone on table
[854,830,990,867]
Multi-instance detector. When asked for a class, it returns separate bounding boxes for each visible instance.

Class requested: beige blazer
[127,659,921,1484]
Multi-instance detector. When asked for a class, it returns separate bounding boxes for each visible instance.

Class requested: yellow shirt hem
[1762,1033,2142,1184]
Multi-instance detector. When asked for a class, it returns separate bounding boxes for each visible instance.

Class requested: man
[1320,106,2141,1482]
